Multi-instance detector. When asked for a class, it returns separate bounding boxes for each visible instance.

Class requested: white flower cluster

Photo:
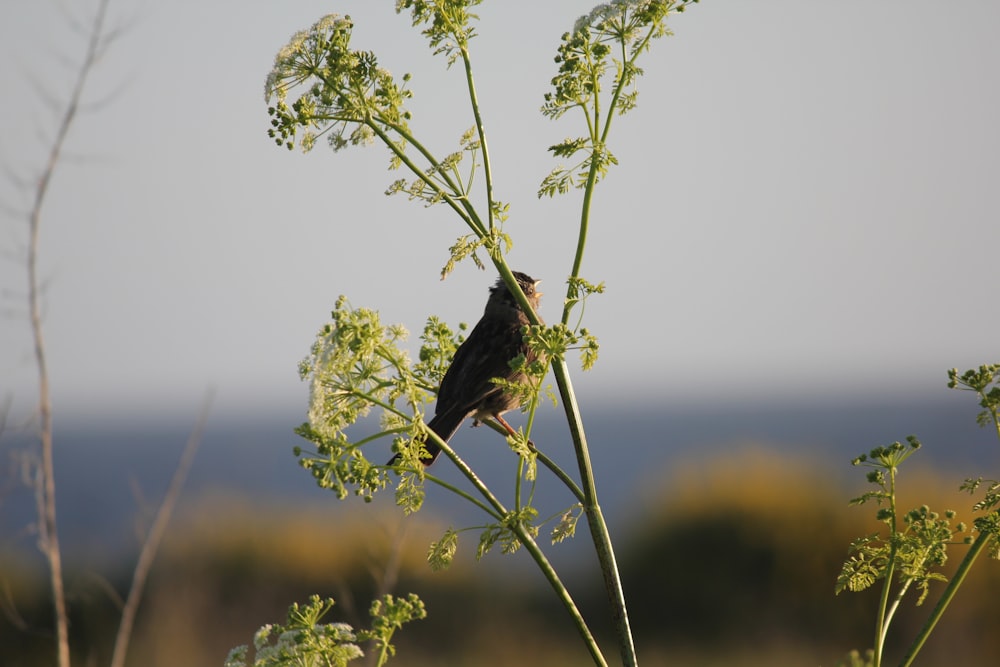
[264,13,353,102]
[223,621,362,667]
[572,0,661,34]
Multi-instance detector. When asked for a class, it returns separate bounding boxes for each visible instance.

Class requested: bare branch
[0,580,30,632]
[25,0,115,664]
[109,391,213,667]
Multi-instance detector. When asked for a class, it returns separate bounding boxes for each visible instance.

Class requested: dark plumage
[391,271,543,466]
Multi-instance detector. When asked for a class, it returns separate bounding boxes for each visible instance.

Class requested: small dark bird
[390,271,543,466]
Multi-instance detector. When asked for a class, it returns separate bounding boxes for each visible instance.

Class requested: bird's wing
[436,315,526,415]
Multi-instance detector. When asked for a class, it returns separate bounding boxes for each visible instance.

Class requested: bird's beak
[534,280,542,298]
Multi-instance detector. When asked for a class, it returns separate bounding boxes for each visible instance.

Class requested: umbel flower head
[264,14,353,104]
[264,13,412,152]
[572,0,689,39]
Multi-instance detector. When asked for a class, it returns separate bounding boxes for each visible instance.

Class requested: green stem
[881,577,912,647]
[460,45,496,231]
[874,562,893,666]
[560,20,666,327]
[561,162,598,327]
[423,473,502,520]
[559,68,603,327]
[514,522,609,667]
[552,359,637,667]
[387,118,487,234]
[375,49,609,664]
[353,426,409,449]
[873,467,899,667]
[432,426,609,667]
[351,390,409,421]
[898,529,992,667]
[546,28,665,667]
[515,455,524,512]
[515,393,544,511]
[369,119,487,236]
[385,428,503,519]
[599,23,657,145]
[480,420,585,503]
[531,445,586,503]
[874,558,893,659]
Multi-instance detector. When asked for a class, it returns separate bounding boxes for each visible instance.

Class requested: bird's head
[490,271,542,311]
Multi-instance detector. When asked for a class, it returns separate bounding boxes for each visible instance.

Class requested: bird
[389,271,543,466]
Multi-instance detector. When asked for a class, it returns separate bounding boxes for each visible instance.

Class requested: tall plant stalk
[262,4,699,665]
[25,1,112,664]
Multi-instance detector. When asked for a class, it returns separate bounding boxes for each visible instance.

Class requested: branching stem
[459,46,496,231]
[898,528,992,667]
[426,428,606,665]
[872,465,898,667]
[27,1,112,665]
[552,360,636,667]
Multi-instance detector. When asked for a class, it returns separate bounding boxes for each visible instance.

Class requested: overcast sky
[1,0,997,423]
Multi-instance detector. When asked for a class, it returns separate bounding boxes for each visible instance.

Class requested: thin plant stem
[26,1,113,664]
[459,46,496,231]
[552,360,637,667]
[880,577,913,656]
[561,145,600,328]
[559,29,605,327]
[898,528,992,667]
[544,24,670,667]
[486,119,638,667]
[872,465,899,667]
[562,18,663,328]
[374,119,488,236]
[515,522,609,667]
[431,429,608,667]
[531,446,585,503]
[110,392,212,667]
[423,473,503,520]
[377,640,391,667]
[483,265,631,667]
[480,419,585,503]
[515,454,525,511]
[896,376,999,664]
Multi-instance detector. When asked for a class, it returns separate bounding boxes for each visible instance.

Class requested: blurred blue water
[1,392,996,568]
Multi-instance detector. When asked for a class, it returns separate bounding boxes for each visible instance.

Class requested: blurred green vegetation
[3,447,998,666]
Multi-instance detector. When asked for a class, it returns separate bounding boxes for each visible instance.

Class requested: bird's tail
[387,408,466,466]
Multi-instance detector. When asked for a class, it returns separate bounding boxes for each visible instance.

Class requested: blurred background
[1,1,998,665]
